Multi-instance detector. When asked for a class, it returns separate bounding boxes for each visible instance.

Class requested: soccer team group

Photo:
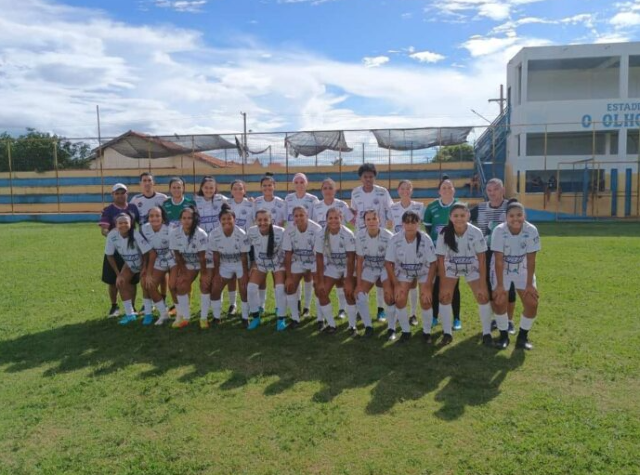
[99,163,541,350]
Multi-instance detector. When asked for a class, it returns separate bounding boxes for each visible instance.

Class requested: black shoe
[482,334,495,348]
[241,318,249,328]
[301,307,310,318]
[348,327,359,337]
[108,304,120,318]
[325,325,337,335]
[490,319,497,331]
[441,333,453,346]
[387,329,397,341]
[290,320,300,329]
[399,332,411,343]
[495,331,509,350]
[409,315,418,326]
[516,338,533,350]
[364,326,374,337]
[317,321,325,332]
[227,305,236,317]
[423,332,433,344]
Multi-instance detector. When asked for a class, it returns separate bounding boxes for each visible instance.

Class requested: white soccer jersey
[254,196,287,227]
[104,229,152,273]
[195,194,228,233]
[130,192,168,224]
[356,228,393,272]
[435,224,487,280]
[169,226,209,270]
[285,192,320,223]
[314,225,356,278]
[311,199,354,228]
[351,184,393,230]
[490,221,541,278]
[139,223,176,271]
[208,226,250,264]
[389,201,425,233]
[248,225,285,272]
[385,231,437,281]
[282,220,322,272]
[228,198,255,232]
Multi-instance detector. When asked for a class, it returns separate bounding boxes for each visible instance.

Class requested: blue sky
[1,0,638,138]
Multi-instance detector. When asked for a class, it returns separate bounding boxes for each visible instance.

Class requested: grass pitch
[0,222,639,474]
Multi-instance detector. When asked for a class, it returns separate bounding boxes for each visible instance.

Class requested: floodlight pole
[241,112,247,180]
[96,105,104,209]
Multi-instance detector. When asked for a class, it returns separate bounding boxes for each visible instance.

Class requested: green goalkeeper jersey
[422,198,458,243]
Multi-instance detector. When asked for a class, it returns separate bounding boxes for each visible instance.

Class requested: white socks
[275,284,287,318]
[287,293,300,322]
[259,289,267,308]
[439,303,453,335]
[211,299,222,320]
[422,308,433,334]
[321,303,336,327]
[346,304,357,328]
[154,299,168,318]
[356,292,372,327]
[479,303,493,335]
[241,301,249,321]
[410,288,418,315]
[228,291,237,307]
[248,282,260,314]
[495,312,509,332]
[177,294,190,321]
[304,281,314,309]
[520,315,535,331]
[376,286,385,309]
[200,293,211,320]
[143,298,153,316]
[336,287,347,310]
[386,304,397,331]
[123,299,135,316]
[396,306,410,333]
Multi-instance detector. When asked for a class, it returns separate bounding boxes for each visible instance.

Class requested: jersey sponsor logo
[449,256,475,265]
[503,255,525,264]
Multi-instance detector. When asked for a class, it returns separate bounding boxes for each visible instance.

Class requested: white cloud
[611,11,640,28]
[428,0,547,22]
[409,50,446,63]
[153,0,207,13]
[362,56,390,68]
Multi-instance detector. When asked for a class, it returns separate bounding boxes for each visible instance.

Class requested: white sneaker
[108,305,120,318]
[155,315,170,326]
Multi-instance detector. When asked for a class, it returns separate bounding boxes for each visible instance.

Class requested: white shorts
[395,270,429,284]
[490,270,536,292]
[153,254,176,272]
[256,263,285,274]
[219,262,244,280]
[361,267,388,284]
[291,261,316,275]
[444,258,480,282]
[325,265,348,280]
[205,250,215,270]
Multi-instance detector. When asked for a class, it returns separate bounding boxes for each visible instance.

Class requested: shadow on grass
[0,316,524,419]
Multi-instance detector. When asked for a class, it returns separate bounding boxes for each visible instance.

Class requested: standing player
[385,211,438,343]
[169,206,209,329]
[285,173,319,317]
[246,209,288,331]
[254,173,286,226]
[99,183,140,318]
[423,176,462,331]
[388,179,425,326]
[208,204,251,327]
[435,202,492,346]
[314,208,357,335]
[130,172,168,224]
[470,177,516,334]
[227,179,254,315]
[354,210,394,337]
[283,206,322,327]
[490,200,541,350]
[350,163,393,322]
[163,177,196,229]
[104,212,151,325]
[312,178,355,320]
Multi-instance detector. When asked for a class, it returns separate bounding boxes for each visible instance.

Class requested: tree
[0,129,92,172]
[433,143,475,163]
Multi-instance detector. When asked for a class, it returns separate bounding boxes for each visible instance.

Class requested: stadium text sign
[582,102,640,128]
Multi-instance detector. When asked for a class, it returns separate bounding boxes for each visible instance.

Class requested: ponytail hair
[219,202,235,220]
[179,205,200,243]
[230,180,247,196]
[260,173,275,186]
[139,206,168,242]
[441,202,469,254]
[255,209,275,257]
[506,198,525,214]
[115,212,136,249]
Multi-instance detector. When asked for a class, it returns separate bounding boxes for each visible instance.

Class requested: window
[627,129,640,155]
[526,131,618,156]
[629,56,640,98]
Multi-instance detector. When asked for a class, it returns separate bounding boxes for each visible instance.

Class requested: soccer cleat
[409,315,418,326]
[495,332,510,350]
[168,305,177,317]
[155,315,170,326]
[377,307,387,321]
[248,317,261,330]
[423,332,433,344]
[399,332,411,343]
[142,314,154,326]
[516,337,533,350]
[118,314,137,325]
[336,309,346,320]
[364,326,374,337]
[172,318,189,329]
[348,327,359,338]
[211,317,221,326]
[276,318,288,332]
[491,319,497,331]
[108,304,120,318]
[227,305,237,317]
[199,319,210,330]
[508,321,516,335]
[482,334,494,347]
[387,329,397,341]
[290,320,300,329]
[325,325,337,335]
[241,318,249,329]
[431,317,439,328]
[317,321,325,331]
[453,318,462,331]
[301,307,310,318]
[441,333,453,346]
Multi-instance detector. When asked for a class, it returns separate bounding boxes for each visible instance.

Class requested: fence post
[6,140,14,214]
[387,130,391,191]
[637,129,640,218]
[53,140,61,213]
[362,142,365,164]
[339,150,343,201]
[285,133,289,193]
[191,135,196,194]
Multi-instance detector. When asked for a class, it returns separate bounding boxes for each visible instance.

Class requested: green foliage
[0,129,92,173]
[0,222,639,474]
[434,143,475,162]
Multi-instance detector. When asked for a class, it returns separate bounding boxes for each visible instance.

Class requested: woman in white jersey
[226,180,254,316]
[169,206,209,329]
[139,206,175,326]
[389,179,425,327]
[285,173,320,317]
[104,212,151,326]
[354,210,394,338]
[283,206,322,327]
[254,174,286,227]
[208,204,251,328]
[490,200,541,350]
[247,209,288,331]
[311,178,354,321]
[435,202,492,346]
[314,207,357,335]
[385,211,438,343]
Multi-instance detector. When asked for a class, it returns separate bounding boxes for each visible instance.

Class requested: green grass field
[1,222,639,475]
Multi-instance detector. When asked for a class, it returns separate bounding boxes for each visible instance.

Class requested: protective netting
[371,127,473,151]
[285,131,352,158]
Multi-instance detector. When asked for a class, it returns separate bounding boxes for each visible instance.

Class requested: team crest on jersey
[373,198,380,205]
[378,245,386,253]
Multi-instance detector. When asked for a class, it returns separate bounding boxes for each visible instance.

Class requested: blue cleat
[377,307,387,321]
[142,314,154,326]
[276,318,288,332]
[248,317,261,330]
[118,314,137,325]
[431,316,439,328]
[453,318,462,331]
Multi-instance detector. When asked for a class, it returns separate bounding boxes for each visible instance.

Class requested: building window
[627,129,640,155]
[527,57,620,102]
[517,64,522,105]
[629,56,640,98]
[526,131,619,156]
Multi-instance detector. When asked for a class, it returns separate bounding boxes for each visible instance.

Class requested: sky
[0,0,638,139]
